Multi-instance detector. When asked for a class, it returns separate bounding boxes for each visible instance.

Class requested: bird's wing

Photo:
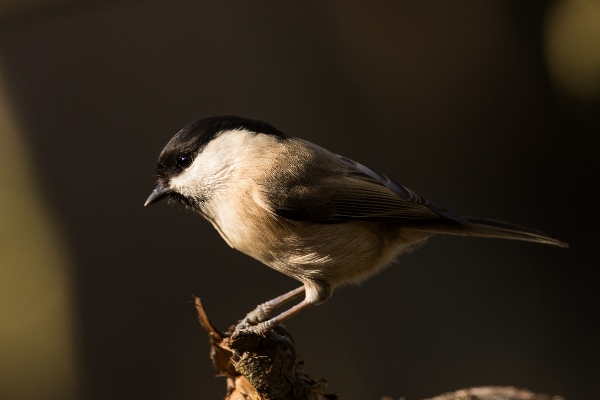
[272,153,466,224]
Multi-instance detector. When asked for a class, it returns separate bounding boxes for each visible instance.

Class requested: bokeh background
[0,1,598,399]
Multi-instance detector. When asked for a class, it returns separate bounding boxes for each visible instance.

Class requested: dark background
[0,1,598,399]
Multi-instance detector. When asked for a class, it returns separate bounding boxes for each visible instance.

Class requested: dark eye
[177,154,193,168]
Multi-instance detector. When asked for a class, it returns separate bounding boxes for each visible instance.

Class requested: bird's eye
[177,154,193,169]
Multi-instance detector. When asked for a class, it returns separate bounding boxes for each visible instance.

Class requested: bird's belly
[204,196,429,287]
[257,221,429,287]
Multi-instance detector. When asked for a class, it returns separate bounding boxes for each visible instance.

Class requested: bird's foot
[235,320,269,335]
[235,303,274,331]
[235,286,305,330]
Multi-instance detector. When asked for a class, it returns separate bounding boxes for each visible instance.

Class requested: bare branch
[193,298,562,400]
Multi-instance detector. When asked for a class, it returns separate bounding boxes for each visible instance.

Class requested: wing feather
[266,142,567,248]
[271,150,465,224]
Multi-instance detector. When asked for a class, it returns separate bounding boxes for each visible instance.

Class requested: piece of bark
[194,297,336,400]
[193,297,562,400]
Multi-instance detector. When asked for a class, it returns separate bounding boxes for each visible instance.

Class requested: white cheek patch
[168,129,278,203]
[168,129,283,249]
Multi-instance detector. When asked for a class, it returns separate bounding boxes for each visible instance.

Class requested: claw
[236,286,306,330]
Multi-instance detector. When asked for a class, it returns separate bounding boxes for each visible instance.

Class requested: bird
[145,115,567,333]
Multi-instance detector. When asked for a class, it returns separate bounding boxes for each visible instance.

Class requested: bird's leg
[247,299,312,334]
[236,286,305,329]
[234,297,311,361]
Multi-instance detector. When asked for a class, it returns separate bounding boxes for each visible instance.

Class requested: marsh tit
[145,116,567,333]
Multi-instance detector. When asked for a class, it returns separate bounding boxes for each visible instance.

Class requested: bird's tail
[408,217,568,248]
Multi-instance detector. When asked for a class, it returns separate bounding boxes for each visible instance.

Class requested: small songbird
[145,116,567,333]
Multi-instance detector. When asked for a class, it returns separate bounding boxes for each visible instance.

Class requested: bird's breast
[201,180,431,287]
[201,188,279,261]
[203,194,419,285]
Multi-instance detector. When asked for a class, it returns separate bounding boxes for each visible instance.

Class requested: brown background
[0,1,598,399]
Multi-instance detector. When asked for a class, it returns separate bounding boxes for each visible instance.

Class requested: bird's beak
[144,183,171,206]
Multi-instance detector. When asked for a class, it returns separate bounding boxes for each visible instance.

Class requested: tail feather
[409,216,569,248]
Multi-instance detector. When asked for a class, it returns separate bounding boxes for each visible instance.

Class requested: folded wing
[270,152,567,248]
[273,153,464,223]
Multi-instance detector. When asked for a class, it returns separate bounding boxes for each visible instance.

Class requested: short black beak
[144,183,171,206]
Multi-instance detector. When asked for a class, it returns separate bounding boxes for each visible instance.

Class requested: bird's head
[144,115,288,209]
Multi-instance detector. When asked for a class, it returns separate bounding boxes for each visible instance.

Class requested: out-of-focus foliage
[0,68,78,400]
[544,0,600,100]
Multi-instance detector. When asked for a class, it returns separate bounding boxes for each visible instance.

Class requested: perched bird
[145,115,567,332]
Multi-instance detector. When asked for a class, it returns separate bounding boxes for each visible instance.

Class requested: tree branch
[424,386,564,400]
[193,297,562,400]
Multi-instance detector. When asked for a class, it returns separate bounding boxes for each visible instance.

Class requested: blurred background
[0,1,598,399]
